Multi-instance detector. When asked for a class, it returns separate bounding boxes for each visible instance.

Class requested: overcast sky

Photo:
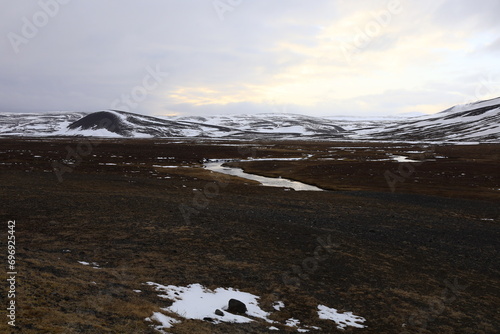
[1,0,499,117]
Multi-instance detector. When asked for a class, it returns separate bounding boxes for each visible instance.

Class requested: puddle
[204,162,324,191]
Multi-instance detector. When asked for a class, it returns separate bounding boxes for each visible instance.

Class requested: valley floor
[0,138,498,333]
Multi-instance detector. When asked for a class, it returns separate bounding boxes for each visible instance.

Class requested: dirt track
[0,138,498,333]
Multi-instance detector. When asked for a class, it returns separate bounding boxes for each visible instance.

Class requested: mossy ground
[0,138,498,333]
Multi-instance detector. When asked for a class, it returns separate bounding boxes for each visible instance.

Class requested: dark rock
[203,317,214,322]
[227,299,247,314]
[215,309,224,316]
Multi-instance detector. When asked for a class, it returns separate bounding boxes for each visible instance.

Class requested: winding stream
[203,161,324,191]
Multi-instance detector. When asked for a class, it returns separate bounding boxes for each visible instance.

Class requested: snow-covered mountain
[353,97,500,142]
[0,97,499,142]
[0,110,346,140]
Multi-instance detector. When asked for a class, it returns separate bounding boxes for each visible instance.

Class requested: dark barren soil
[0,138,499,334]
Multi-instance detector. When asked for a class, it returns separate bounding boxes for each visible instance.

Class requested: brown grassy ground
[0,138,498,333]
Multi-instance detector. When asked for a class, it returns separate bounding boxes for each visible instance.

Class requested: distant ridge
[0,97,499,142]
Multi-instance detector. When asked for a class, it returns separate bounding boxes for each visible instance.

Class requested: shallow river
[203,161,324,192]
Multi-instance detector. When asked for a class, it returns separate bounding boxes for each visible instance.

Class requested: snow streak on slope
[0,112,86,136]
[171,113,345,138]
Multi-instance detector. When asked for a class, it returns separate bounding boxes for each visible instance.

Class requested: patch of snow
[151,165,180,168]
[78,261,100,269]
[389,154,422,163]
[247,157,305,161]
[146,282,274,324]
[273,301,285,311]
[150,312,180,330]
[285,318,301,327]
[317,304,366,330]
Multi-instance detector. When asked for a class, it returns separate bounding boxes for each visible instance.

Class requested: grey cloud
[485,37,500,52]
[433,0,500,30]
[0,0,498,116]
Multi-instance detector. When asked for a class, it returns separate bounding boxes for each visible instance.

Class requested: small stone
[215,309,224,316]
[227,299,247,314]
